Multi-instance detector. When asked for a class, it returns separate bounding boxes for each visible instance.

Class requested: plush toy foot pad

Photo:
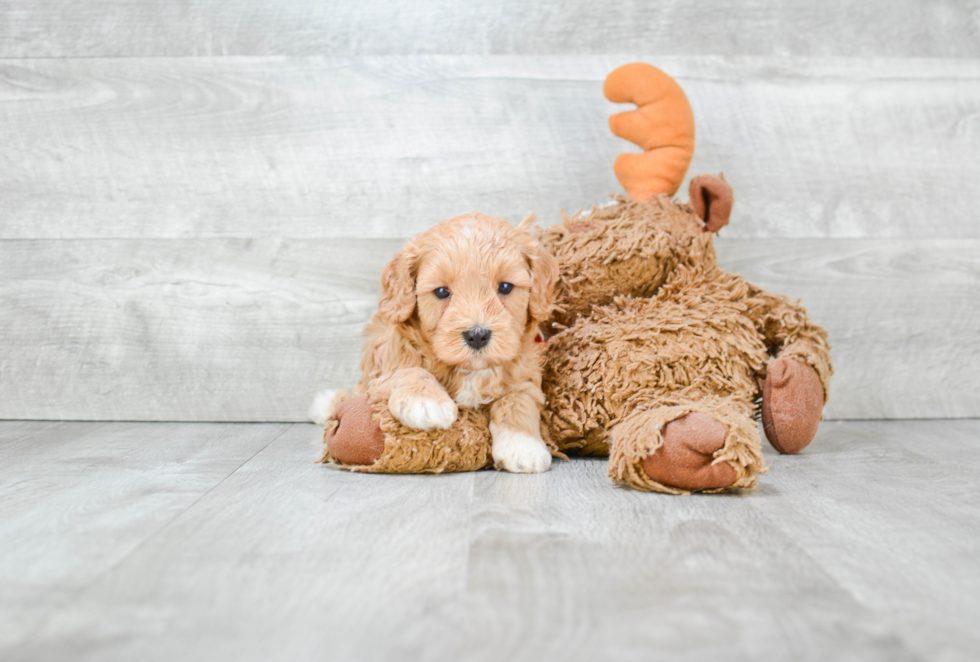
[641,413,737,491]
[324,395,386,466]
[762,358,824,454]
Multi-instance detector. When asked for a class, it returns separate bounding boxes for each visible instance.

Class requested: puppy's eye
[434,287,451,299]
[498,282,514,295]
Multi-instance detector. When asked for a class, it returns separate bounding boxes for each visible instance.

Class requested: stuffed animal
[316,63,832,494]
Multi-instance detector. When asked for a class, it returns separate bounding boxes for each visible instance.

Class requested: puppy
[321,212,558,473]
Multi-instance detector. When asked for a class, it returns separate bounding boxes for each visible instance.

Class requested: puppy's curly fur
[319,212,559,473]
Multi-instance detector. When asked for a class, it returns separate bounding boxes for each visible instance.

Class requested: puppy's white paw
[308,389,339,426]
[391,393,458,430]
[490,424,552,474]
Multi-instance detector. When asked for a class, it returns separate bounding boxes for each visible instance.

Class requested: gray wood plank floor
[3,0,978,58]
[2,419,978,661]
[2,237,977,421]
[2,7,979,422]
[3,56,978,241]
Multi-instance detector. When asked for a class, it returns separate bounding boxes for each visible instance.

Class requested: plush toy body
[540,184,831,493]
[317,64,832,494]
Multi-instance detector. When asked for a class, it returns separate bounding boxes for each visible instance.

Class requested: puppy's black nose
[462,326,492,350]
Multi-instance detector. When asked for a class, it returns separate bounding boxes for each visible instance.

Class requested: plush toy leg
[762,357,824,454]
[319,394,494,474]
[642,413,736,490]
[607,398,766,494]
[322,395,387,466]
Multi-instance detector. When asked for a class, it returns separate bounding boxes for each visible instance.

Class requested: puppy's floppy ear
[378,242,419,324]
[518,213,544,242]
[518,214,559,326]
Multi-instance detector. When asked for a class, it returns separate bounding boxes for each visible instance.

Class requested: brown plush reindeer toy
[315,63,832,494]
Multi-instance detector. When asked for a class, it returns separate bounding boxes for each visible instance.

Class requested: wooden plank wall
[1,2,978,421]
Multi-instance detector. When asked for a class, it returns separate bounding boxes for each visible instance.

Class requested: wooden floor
[3,3,978,660]
[2,419,978,661]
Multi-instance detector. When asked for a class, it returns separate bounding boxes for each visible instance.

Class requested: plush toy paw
[762,358,824,454]
[389,384,458,431]
[324,395,386,466]
[490,424,552,474]
[640,413,737,490]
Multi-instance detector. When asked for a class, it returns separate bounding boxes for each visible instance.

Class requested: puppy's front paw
[308,388,339,426]
[490,424,552,474]
[390,390,458,430]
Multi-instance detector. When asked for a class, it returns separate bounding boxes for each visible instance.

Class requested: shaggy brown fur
[319,212,561,475]
[320,392,495,474]
[540,186,831,493]
[320,178,832,494]
[317,57,832,492]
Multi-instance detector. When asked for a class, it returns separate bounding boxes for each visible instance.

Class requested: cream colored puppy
[352,212,558,473]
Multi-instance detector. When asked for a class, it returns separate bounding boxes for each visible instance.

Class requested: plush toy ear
[518,214,559,327]
[689,174,733,233]
[378,243,419,324]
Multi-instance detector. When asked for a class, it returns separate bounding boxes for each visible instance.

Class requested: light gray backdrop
[1,1,978,421]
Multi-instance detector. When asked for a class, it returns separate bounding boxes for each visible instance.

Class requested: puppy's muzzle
[462,326,492,350]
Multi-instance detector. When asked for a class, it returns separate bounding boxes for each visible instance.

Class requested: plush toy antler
[604,63,695,201]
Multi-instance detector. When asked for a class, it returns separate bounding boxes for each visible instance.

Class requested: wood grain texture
[2,56,979,240]
[756,420,980,662]
[2,419,978,661]
[714,237,980,420]
[0,421,289,654]
[2,0,979,59]
[0,237,976,421]
[0,237,401,421]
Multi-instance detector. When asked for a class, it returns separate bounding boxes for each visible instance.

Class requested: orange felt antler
[604,63,695,201]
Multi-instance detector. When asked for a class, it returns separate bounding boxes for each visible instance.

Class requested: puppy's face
[378,213,557,371]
